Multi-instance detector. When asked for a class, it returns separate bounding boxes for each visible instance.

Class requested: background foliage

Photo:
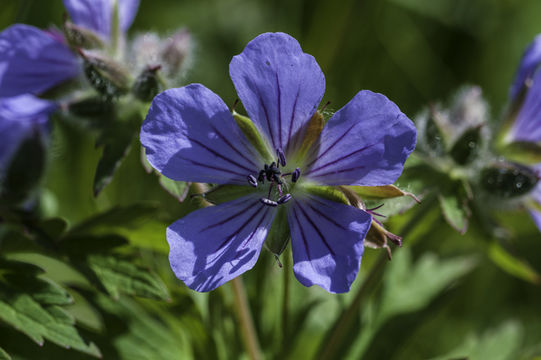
[1,0,541,359]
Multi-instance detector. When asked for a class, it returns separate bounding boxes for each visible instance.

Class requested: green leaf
[0,261,101,357]
[93,112,140,196]
[438,193,469,234]
[86,254,170,300]
[158,175,190,202]
[58,234,129,256]
[0,347,10,360]
[378,248,477,322]
[431,321,522,360]
[488,242,541,284]
[38,218,69,240]
[68,203,158,236]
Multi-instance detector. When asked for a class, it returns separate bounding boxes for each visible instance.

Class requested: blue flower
[141,33,416,293]
[0,95,56,178]
[0,0,139,97]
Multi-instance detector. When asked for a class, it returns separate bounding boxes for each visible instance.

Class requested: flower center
[246,148,301,207]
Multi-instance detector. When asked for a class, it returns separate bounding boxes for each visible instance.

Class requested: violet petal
[287,195,371,293]
[167,195,277,292]
[230,32,325,154]
[0,25,79,97]
[303,90,416,186]
[140,84,261,184]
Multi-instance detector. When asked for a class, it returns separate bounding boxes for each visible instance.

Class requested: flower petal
[167,195,277,292]
[0,95,56,173]
[0,25,79,97]
[140,84,262,184]
[529,183,541,232]
[230,32,325,153]
[510,34,541,101]
[63,0,139,38]
[510,70,541,143]
[287,195,371,293]
[303,90,416,186]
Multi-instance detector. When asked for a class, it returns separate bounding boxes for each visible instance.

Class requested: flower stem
[230,277,262,360]
[316,252,387,360]
[281,247,291,347]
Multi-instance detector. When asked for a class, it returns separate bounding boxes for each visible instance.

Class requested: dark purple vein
[291,207,312,261]
[256,87,276,149]
[296,202,336,256]
[180,156,246,178]
[285,88,300,154]
[276,73,283,149]
[209,124,259,167]
[187,136,254,172]
[305,122,358,168]
[304,143,375,175]
[306,165,366,179]
[202,200,260,232]
[305,201,348,231]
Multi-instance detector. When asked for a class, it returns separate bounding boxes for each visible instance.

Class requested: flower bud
[63,21,104,49]
[480,162,538,198]
[79,50,131,99]
[160,28,191,77]
[132,65,163,102]
[68,97,113,118]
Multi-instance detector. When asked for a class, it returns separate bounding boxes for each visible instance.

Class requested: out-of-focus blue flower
[0,0,140,98]
[0,95,56,177]
[141,33,416,293]
[63,0,140,41]
[510,34,541,103]
[0,25,79,97]
[509,70,541,144]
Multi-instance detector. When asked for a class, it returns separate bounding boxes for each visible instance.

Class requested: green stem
[316,252,387,360]
[230,277,262,360]
[281,247,291,348]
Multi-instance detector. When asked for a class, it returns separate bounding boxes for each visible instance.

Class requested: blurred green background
[2,0,541,359]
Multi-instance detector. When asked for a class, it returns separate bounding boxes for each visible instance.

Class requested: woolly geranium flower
[141,32,416,293]
[0,0,139,97]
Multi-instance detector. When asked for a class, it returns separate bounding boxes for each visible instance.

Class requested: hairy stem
[231,277,262,360]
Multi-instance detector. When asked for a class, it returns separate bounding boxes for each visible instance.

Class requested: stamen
[260,198,278,207]
[258,170,266,183]
[277,194,292,204]
[291,168,301,183]
[276,148,286,167]
[247,175,258,187]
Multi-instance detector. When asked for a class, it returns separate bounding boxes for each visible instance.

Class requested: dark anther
[277,194,292,204]
[247,175,258,187]
[260,198,278,207]
[272,173,282,185]
[291,168,301,183]
[276,148,286,167]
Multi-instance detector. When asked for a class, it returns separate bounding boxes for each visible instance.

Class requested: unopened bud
[132,65,163,102]
[480,162,538,198]
[68,97,113,118]
[64,21,104,49]
[79,50,131,99]
[160,28,191,77]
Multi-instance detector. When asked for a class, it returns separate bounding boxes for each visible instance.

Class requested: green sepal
[479,162,538,198]
[449,125,482,165]
[132,66,165,102]
[300,184,349,205]
[295,111,324,161]
[201,184,259,205]
[497,141,541,165]
[345,184,420,202]
[233,111,273,163]
[264,206,290,256]
[158,175,190,202]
